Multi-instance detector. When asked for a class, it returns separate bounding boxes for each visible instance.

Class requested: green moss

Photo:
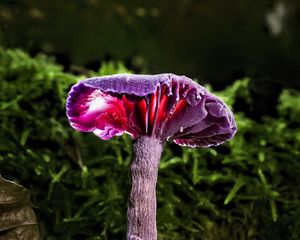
[0,48,299,240]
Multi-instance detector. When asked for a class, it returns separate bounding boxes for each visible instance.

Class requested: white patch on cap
[88,98,108,112]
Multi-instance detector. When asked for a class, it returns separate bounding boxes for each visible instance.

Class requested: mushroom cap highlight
[66,73,237,147]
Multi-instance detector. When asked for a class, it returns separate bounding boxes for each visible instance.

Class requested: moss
[0,48,299,240]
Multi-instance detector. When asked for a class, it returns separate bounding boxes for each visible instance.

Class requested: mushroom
[66,73,237,240]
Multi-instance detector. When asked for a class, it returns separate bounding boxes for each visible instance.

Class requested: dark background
[1,0,300,93]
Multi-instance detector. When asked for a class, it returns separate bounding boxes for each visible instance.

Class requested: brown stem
[127,136,163,240]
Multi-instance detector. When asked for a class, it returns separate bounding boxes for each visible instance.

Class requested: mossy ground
[0,48,299,240]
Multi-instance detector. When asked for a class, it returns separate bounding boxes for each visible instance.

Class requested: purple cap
[66,74,237,147]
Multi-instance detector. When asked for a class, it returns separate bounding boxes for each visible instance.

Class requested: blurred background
[0,0,300,239]
[2,0,300,117]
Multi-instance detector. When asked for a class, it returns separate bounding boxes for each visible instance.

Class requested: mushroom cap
[66,73,237,147]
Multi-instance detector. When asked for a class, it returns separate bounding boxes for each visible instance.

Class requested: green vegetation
[0,48,299,240]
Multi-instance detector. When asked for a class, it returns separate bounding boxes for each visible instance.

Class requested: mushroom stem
[127,136,163,240]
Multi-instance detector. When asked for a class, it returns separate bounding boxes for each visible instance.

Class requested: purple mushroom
[66,73,237,240]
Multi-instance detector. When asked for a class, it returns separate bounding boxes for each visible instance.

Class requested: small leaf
[160,157,182,169]
[192,158,200,185]
[224,178,246,205]
[258,152,265,162]
[258,169,268,187]
[20,129,31,146]
[81,166,89,188]
[0,176,39,240]
[269,199,278,222]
